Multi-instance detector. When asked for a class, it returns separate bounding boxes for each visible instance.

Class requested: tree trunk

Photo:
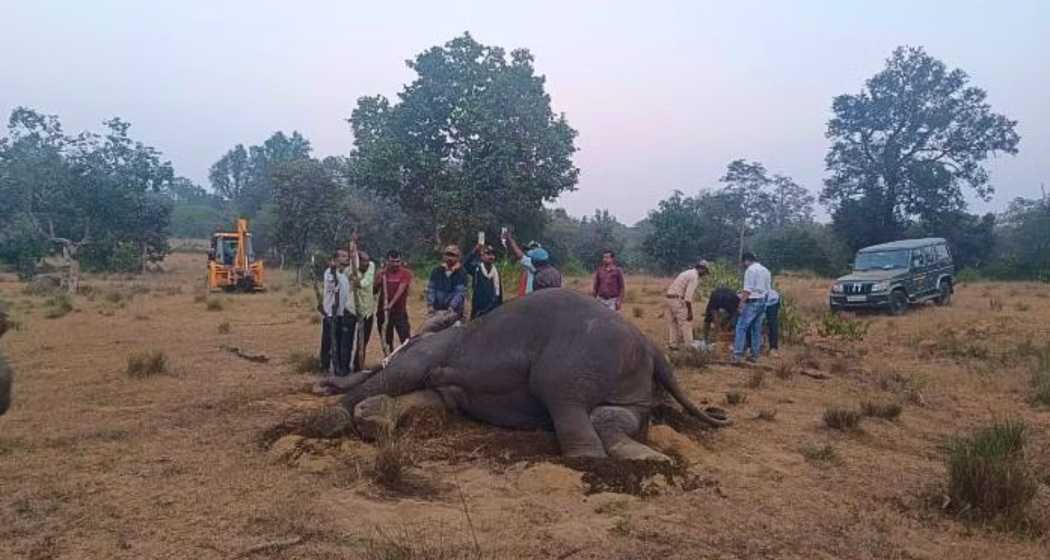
[295,265,302,288]
[738,220,746,262]
[59,243,81,295]
[141,241,148,274]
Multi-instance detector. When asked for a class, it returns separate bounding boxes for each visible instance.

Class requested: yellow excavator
[207,218,265,292]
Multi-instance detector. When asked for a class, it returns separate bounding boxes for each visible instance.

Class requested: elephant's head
[311,327,464,437]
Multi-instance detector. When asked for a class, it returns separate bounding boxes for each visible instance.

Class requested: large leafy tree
[209,131,312,217]
[0,108,175,288]
[642,191,708,273]
[349,33,579,247]
[822,46,1020,249]
[270,159,343,285]
[575,209,626,269]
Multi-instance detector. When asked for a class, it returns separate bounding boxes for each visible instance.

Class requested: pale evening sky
[1,0,1047,224]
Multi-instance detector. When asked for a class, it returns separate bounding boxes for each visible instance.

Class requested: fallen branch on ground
[220,345,270,363]
[229,536,302,559]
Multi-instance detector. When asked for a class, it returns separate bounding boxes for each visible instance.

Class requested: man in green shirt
[351,250,377,372]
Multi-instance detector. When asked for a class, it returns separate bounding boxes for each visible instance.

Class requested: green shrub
[777,295,808,344]
[946,419,1038,528]
[43,294,74,319]
[126,350,168,378]
[818,313,870,341]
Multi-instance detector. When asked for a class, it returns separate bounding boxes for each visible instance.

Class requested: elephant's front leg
[353,389,454,440]
[548,405,608,458]
[591,406,671,462]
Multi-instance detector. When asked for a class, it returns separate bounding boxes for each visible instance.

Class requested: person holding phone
[464,238,503,319]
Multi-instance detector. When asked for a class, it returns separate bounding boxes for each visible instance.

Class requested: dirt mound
[557,453,709,496]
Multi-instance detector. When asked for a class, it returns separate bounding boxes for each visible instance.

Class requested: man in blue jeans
[733,252,771,362]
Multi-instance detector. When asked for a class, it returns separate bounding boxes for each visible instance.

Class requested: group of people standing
[664,252,780,362]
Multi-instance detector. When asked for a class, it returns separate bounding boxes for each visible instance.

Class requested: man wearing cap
[425,244,468,320]
[733,252,772,362]
[464,242,503,319]
[664,259,710,348]
[503,232,563,294]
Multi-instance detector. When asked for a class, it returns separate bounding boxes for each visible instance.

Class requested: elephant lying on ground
[0,306,12,416]
[315,289,729,460]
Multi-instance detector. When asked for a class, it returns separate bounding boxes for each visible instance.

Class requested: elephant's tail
[652,348,731,428]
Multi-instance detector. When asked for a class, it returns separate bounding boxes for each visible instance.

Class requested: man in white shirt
[321,249,351,375]
[664,259,710,348]
[734,252,772,361]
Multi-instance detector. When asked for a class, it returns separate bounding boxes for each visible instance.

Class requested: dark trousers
[354,315,374,371]
[744,302,781,352]
[380,308,411,350]
[765,302,780,350]
[320,316,352,376]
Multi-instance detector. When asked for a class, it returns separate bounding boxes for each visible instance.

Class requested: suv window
[922,245,938,266]
[910,249,926,269]
[934,244,950,262]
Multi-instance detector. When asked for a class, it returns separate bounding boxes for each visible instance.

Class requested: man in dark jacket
[702,286,740,344]
[464,243,503,319]
[424,245,468,330]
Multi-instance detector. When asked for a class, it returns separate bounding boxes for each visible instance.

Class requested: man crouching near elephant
[0,304,13,416]
[420,245,468,335]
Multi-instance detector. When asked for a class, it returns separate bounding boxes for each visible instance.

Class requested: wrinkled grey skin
[318,289,729,459]
[0,306,11,416]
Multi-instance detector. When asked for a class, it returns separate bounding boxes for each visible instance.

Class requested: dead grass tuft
[1029,346,1050,406]
[725,390,747,405]
[800,443,839,464]
[756,409,777,422]
[126,350,169,378]
[988,297,1004,312]
[217,320,232,334]
[668,347,710,369]
[746,369,765,389]
[205,298,224,311]
[860,400,903,420]
[632,306,644,319]
[823,407,862,431]
[774,360,797,380]
[287,351,322,375]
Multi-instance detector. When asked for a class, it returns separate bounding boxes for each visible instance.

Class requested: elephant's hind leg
[353,389,452,440]
[591,406,671,462]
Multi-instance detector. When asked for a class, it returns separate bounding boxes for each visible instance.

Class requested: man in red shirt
[592,250,625,311]
[376,250,413,351]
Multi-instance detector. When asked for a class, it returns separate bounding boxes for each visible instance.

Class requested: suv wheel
[936,280,952,306]
[889,290,909,316]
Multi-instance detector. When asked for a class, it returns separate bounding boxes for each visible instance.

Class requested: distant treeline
[1,37,1047,287]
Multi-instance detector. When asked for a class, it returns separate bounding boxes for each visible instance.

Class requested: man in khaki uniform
[665,259,710,348]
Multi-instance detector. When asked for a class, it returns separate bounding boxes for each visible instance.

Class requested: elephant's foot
[606,438,672,462]
[353,390,449,441]
[590,405,670,462]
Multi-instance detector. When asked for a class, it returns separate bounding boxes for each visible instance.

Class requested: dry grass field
[1,251,1049,559]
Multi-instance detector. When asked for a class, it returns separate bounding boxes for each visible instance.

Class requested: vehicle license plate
[846,296,867,303]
